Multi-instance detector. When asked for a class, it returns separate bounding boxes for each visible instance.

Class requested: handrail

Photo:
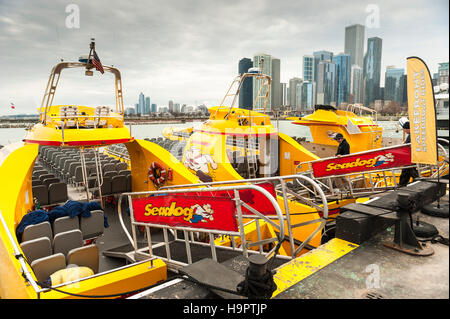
[0,210,42,297]
[213,72,272,120]
[160,174,329,259]
[296,142,448,177]
[161,174,328,218]
[296,143,415,170]
[104,147,130,162]
[117,184,292,267]
[118,184,286,246]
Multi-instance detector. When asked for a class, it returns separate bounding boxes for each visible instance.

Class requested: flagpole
[87,38,95,69]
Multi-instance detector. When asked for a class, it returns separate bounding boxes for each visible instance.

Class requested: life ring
[148,162,167,187]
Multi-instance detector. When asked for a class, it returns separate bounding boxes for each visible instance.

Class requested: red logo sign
[132,183,278,231]
[132,194,238,231]
[311,145,412,178]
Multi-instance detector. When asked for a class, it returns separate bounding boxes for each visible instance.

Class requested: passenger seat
[31,253,66,283]
[22,221,53,243]
[67,245,99,273]
[20,237,52,264]
[53,229,83,261]
[80,210,104,240]
[53,216,79,236]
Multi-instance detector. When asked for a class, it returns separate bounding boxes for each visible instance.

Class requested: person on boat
[334,133,350,157]
[333,133,351,191]
[398,120,419,187]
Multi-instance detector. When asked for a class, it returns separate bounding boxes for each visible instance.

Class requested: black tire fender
[421,202,449,218]
[411,220,439,238]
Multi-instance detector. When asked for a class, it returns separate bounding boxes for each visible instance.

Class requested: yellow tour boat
[1,42,448,300]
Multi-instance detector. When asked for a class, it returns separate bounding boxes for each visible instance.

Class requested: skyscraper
[280,83,287,106]
[316,60,337,105]
[238,57,253,110]
[151,103,157,113]
[253,53,272,111]
[363,37,382,107]
[302,55,314,82]
[345,24,365,69]
[168,100,174,113]
[351,65,363,103]
[145,96,151,114]
[289,77,303,110]
[271,58,281,109]
[138,92,145,114]
[384,66,405,104]
[333,53,351,106]
[301,81,315,111]
[438,62,449,86]
[313,50,333,83]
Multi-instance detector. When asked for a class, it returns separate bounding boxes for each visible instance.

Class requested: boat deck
[274,195,449,299]
[40,158,449,300]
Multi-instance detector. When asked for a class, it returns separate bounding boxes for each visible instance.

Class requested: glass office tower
[238,57,253,110]
[363,37,382,107]
[384,66,405,104]
[333,53,351,106]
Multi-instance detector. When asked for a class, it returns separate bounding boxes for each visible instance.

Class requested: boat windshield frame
[40,62,125,125]
[214,72,272,121]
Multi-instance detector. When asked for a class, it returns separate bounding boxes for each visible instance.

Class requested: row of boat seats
[56,106,111,129]
[56,106,79,128]
[32,169,68,206]
[290,136,307,143]
[92,174,132,197]
[84,106,110,127]
[103,162,128,173]
[62,158,122,183]
[107,144,128,154]
[146,137,186,161]
[20,211,104,283]
[32,184,68,206]
[40,147,106,169]
[69,162,128,187]
[20,235,99,283]
[38,147,126,187]
[21,210,105,243]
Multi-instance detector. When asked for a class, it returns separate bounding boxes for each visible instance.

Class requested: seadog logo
[144,202,214,224]
[326,153,395,171]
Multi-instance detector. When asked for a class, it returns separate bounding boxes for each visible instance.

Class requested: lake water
[0,120,403,146]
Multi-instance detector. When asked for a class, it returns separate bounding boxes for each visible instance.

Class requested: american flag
[92,50,104,74]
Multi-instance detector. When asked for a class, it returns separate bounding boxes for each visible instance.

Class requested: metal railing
[0,210,43,297]
[51,114,123,129]
[40,61,125,125]
[117,184,291,271]
[158,174,329,259]
[0,209,160,298]
[295,142,449,199]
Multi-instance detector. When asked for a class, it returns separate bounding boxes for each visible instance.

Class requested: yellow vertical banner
[406,57,437,165]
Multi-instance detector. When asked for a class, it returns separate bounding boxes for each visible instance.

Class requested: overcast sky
[0,0,448,115]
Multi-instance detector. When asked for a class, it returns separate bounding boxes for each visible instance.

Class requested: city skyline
[0,0,448,115]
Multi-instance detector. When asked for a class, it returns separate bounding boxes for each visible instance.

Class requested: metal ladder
[78,147,104,207]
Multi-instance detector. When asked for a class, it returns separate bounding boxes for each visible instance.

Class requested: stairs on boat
[102,230,289,299]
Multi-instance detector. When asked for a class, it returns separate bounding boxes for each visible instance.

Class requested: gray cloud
[0,0,448,115]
